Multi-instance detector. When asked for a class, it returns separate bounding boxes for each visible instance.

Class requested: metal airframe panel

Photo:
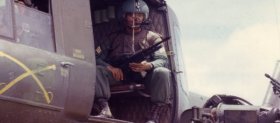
[0,0,13,39]
[14,4,55,52]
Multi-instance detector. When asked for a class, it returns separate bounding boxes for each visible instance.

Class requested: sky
[168,0,280,105]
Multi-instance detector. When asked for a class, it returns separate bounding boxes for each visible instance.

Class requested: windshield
[169,0,280,105]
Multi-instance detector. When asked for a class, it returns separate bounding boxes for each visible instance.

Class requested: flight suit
[95,29,171,104]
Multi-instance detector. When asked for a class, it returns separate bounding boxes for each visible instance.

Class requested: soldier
[94,0,171,122]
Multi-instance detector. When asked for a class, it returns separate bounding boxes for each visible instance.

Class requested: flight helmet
[118,0,149,21]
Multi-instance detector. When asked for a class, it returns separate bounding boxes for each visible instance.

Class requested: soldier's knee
[96,65,108,74]
[153,67,170,76]
[96,65,105,70]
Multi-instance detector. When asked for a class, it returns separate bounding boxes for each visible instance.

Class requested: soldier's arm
[147,31,168,68]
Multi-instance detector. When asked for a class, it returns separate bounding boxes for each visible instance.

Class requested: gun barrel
[265,73,279,83]
[265,73,270,78]
[265,73,280,93]
[154,37,170,45]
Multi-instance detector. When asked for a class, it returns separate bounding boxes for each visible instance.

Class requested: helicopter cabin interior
[0,0,176,123]
[90,0,175,123]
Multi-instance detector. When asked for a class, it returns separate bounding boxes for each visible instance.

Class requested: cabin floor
[92,92,172,123]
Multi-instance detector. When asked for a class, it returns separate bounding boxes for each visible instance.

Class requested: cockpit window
[0,0,13,39]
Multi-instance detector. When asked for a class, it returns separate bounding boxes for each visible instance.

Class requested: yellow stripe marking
[0,51,56,104]
[0,65,56,95]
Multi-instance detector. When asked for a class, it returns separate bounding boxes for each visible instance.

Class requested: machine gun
[265,73,280,97]
[111,37,170,77]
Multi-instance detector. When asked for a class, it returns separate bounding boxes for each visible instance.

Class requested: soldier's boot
[95,99,113,118]
[146,103,168,123]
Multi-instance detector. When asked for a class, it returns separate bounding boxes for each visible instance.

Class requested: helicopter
[0,0,210,123]
[2,0,280,123]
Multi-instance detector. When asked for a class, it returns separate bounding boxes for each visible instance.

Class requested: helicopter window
[14,0,50,13]
[33,0,50,13]
[14,0,55,52]
[0,0,14,39]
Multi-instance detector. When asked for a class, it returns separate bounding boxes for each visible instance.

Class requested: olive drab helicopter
[1,0,280,123]
[0,0,206,123]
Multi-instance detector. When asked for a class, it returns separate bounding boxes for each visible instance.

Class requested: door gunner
[94,0,171,122]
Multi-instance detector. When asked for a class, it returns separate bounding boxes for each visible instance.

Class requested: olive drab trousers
[94,65,171,104]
